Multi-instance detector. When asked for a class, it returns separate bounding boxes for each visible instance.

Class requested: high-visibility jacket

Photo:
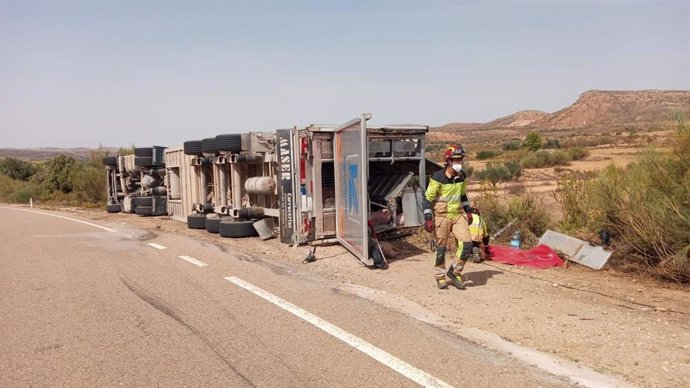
[423,169,470,220]
[469,214,489,242]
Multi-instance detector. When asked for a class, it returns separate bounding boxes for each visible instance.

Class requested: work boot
[436,277,448,289]
[446,267,466,290]
[472,247,481,263]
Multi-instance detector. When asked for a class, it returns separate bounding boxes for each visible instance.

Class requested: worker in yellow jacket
[423,145,473,290]
[466,207,492,262]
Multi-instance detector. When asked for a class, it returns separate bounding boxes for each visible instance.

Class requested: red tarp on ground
[489,244,564,268]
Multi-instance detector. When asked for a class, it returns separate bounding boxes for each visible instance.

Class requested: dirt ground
[41,205,690,388]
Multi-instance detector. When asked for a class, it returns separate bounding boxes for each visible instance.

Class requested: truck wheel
[184,140,203,156]
[215,134,242,153]
[187,213,207,229]
[134,196,152,207]
[102,156,117,166]
[205,217,222,233]
[135,206,153,216]
[106,203,121,213]
[219,219,258,238]
[134,147,153,157]
[134,157,153,167]
[202,137,218,154]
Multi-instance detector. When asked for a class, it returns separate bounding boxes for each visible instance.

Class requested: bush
[556,119,690,282]
[520,150,571,169]
[522,131,543,151]
[70,165,106,205]
[565,147,588,161]
[543,139,562,149]
[504,160,523,180]
[0,157,37,181]
[502,139,521,151]
[475,162,512,187]
[476,150,501,160]
[474,187,553,248]
[40,154,77,194]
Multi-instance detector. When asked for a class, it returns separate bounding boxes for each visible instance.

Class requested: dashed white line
[147,243,167,250]
[178,255,208,267]
[225,276,453,388]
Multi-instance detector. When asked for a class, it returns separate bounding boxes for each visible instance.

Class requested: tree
[0,157,37,181]
[523,131,543,151]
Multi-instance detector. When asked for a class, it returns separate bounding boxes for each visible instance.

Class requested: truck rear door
[334,113,371,264]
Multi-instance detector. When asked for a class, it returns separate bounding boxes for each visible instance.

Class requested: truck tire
[102,156,117,166]
[219,219,258,238]
[215,134,242,153]
[202,137,218,154]
[205,217,222,233]
[134,157,153,167]
[135,205,153,216]
[134,147,153,157]
[187,213,207,229]
[184,140,203,156]
[106,203,121,213]
[134,196,152,207]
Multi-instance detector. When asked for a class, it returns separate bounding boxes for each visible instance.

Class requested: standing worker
[466,207,493,262]
[423,145,474,289]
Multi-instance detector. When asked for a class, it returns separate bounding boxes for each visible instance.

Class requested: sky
[1,0,688,148]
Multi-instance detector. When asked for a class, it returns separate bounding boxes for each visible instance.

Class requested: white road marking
[225,276,453,388]
[178,255,208,267]
[147,243,167,250]
[1,207,117,232]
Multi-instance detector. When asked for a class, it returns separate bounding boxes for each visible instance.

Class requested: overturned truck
[105,114,440,265]
[103,146,168,216]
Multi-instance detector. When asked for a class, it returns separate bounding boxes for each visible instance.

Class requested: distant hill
[434,90,690,133]
[0,147,119,161]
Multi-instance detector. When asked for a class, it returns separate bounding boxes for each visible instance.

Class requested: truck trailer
[105,113,441,265]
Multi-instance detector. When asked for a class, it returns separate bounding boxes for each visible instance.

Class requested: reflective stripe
[462,201,470,207]
[438,195,463,202]
[423,209,432,215]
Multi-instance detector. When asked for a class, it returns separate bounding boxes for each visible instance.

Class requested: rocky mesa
[434,90,690,133]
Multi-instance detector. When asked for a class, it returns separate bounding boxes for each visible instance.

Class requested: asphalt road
[0,207,569,387]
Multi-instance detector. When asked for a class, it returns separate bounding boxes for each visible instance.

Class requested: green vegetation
[475,186,553,248]
[555,118,690,282]
[0,151,107,206]
[543,139,562,149]
[519,147,590,169]
[476,150,502,160]
[0,157,37,181]
[474,161,522,187]
[522,131,543,151]
[502,139,521,151]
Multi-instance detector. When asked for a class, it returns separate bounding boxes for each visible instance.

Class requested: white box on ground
[538,230,612,270]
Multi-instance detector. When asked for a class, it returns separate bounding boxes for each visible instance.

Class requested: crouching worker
[466,207,492,263]
[423,145,474,290]
[368,220,388,269]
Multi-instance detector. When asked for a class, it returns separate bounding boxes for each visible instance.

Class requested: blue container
[510,230,522,249]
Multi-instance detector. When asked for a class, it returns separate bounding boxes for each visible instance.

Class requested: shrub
[502,139,521,151]
[0,157,37,181]
[556,119,690,282]
[475,162,512,187]
[520,150,571,169]
[543,139,562,149]
[70,165,106,205]
[40,154,77,194]
[474,186,553,248]
[476,150,501,160]
[504,160,523,180]
[565,147,589,161]
[522,131,543,151]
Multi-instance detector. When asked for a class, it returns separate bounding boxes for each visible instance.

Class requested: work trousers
[433,215,472,279]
